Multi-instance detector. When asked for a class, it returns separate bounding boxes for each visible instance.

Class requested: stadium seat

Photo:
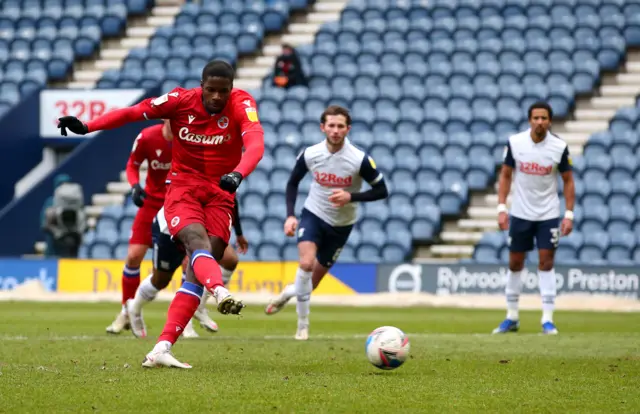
[61,0,640,262]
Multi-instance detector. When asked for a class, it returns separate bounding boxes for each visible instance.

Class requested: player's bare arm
[284,151,309,236]
[560,170,575,236]
[232,196,248,254]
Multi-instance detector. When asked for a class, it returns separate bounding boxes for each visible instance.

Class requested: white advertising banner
[39,89,145,138]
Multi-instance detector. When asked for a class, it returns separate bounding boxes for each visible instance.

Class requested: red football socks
[190,249,224,293]
[122,266,140,305]
[157,284,201,344]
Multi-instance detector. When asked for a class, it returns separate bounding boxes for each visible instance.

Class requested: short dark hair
[202,60,235,81]
[528,101,553,119]
[321,105,352,125]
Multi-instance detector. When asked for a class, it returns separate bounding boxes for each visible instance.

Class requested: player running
[126,199,248,338]
[264,105,389,340]
[57,60,264,368]
[106,120,172,335]
[493,101,575,335]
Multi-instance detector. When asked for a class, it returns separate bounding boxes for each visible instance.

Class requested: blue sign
[0,259,59,291]
[330,263,378,293]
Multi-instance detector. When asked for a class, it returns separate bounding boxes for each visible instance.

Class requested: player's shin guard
[130,274,159,314]
[295,268,312,325]
[157,282,202,345]
[122,265,141,305]
[506,270,522,320]
[538,269,556,323]
[190,249,224,293]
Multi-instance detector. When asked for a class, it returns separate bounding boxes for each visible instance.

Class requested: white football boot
[295,322,309,341]
[125,299,147,338]
[181,319,199,338]
[106,310,130,334]
[142,341,191,369]
[264,285,294,315]
[193,306,219,332]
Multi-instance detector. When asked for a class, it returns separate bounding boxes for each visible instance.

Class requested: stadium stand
[7,0,640,264]
[0,0,155,118]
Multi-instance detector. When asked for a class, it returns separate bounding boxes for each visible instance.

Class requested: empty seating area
[0,0,153,118]
[96,0,311,89]
[474,100,640,266]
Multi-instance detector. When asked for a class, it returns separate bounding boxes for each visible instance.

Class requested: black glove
[219,172,243,193]
[131,183,146,207]
[58,116,89,136]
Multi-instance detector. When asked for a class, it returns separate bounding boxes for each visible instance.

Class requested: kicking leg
[193,245,239,332]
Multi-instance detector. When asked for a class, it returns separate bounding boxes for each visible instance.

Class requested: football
[365,326,410,370]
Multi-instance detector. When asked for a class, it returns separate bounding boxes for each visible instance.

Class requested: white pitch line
[0,332,554,342]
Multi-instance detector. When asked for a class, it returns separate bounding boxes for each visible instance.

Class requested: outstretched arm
[58,90,182,136]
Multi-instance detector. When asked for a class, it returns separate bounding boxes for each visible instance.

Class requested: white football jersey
[504,129,572,221]
[293,138,383,227]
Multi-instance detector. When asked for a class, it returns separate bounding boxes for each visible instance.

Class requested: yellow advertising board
[57,260,325,295]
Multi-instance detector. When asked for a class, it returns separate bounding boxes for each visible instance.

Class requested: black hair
[528,101,553,120]
[201,60,235,81]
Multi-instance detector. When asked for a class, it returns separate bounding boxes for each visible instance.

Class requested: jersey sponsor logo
[150,159,171,170]
[178,127,231,145]
[245,107,258,122]
[519,161,553,176]
[313,171,353,187]
[218,116,229,129]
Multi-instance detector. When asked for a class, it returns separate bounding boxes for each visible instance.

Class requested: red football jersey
[126,123,172,202]
[135,87,264,184]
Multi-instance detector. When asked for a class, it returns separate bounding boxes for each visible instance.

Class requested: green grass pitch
[0,302,638,413]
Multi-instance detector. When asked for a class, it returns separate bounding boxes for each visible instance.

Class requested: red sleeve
[233,92,264,178]
[86,88,184,133]
[125,132,146,186]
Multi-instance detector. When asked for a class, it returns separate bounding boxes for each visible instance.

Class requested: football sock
[122,265,141,305]
[198,290,211,312]
[190,249,223,293]
[506,270,522,321]
[158,282,202,345]
[221,266,234,285]
[279,283,297,302]
[131,274,159,314]
[539,269,556,323]
[295,267,312,325]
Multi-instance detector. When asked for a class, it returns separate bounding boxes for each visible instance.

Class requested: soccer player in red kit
[106,120,172,335]
[58,60,264,368]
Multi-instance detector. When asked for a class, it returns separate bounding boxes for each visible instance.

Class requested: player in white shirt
[493,101,575,335]
[264,105,389,340]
